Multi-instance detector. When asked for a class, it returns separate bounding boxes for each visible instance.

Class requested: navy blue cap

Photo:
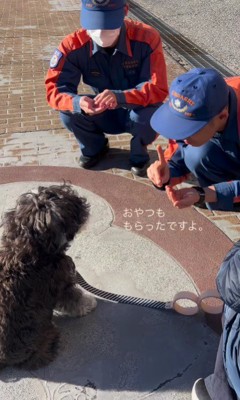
[81,0,126,30]
[151,68,229,140]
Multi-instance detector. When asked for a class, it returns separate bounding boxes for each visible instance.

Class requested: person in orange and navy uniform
[45,0,168,177]
[147,68,240,210]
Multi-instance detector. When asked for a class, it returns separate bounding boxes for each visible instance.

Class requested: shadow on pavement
[0,300,219,399]
[90,148,159,172]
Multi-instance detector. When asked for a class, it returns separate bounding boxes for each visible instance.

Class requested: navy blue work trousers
[60,105,159,164]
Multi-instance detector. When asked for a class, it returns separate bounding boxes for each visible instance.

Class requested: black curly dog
[0,184,97,370]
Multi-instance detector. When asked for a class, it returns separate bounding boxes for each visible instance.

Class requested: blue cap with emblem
[150,68,229,140]
[81,0,126,30]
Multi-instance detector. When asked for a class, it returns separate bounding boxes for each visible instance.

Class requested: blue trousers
[60,106,159,164]
[169,138,240,187]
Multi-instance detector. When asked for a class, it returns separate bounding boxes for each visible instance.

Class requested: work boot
[79,140,109,169]
[130,160,150,177]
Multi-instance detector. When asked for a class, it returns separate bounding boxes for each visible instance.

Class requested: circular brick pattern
[0,166,232,294]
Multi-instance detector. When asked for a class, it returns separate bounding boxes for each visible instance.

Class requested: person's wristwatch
[192,186,206,206]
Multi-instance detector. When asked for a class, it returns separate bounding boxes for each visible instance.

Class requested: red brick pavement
[0,0,185,135]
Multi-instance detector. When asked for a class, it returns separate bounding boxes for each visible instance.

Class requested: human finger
[106,98,117,107]
[147,165,154,181]
[100,96,115,107]
[93,94,104,105]
[80,96,95,111]
[107,102,117,109]
[173,190,196,208]
[147,162,163,187]
[91,105,107,115]
[166,186,175,198]
[166,186,175,202]
[173,199,189,209]
[94,90,108,105]
[156,145,166,166]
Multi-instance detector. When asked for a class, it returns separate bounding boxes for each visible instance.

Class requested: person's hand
[166,186,200,209]
[80,96,107,115]
[94,90,118,110]
[147,145,170,188]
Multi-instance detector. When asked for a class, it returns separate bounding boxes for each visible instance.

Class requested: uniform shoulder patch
[50,49,63,69]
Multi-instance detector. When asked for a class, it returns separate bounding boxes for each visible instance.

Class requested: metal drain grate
[128,0,235,78]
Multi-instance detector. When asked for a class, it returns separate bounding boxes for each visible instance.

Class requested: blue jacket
[217,241,240,395]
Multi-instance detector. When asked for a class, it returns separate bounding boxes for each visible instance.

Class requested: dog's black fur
[0,184,97,370]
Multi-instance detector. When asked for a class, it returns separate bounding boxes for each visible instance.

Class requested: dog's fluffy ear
[1,184,90,254]
[35,184,90,239]
[1,193,61,252]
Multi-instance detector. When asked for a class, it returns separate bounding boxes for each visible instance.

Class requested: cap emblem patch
[171,99,188,113]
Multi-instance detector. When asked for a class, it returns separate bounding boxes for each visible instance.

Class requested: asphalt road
[130,0,240,74]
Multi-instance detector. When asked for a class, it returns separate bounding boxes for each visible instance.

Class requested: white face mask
[87,28,121,48]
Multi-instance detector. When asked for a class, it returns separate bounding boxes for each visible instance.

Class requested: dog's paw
[71,293,97,317]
